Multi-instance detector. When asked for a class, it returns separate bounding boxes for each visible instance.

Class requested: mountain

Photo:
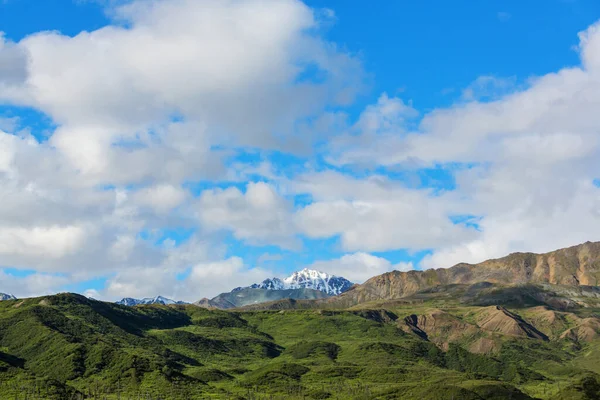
[0,293,16,301]
[240,268,354,295]
[196,269,353,309]
[195,287,330,309]
[318,240,600,308]
[116,295,187,306]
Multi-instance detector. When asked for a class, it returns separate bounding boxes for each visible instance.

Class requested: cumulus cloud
[0,225,86,259]
[196,182,298,248]
[0,0,361,297]
[325,21,600,267]
[292,171,477,252]
[0,269,70,298]
[326,93,418,167]
[309,252,413,283]
[104,257,271,301]
[0,34,27,87]
[2,2,600,298]
[4,0,360,151]
[131,184,187,214]
[186,257,271,298]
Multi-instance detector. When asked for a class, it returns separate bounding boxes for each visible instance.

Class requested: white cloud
[354,93,418,135]
[0,0,360,292]
[4,0,360,153]
[0,34,27,87]
[461,75,516,101]
[326,93,418,167]
[421,180,600,269]
[83,289,101,300]
[0,270,70,298]
[196,182,298,248]
[131,184,187,214]
[292,171,476,252]
[2,2,600,299]
[309,252,413,283]
[187,257,271,298]
[104,256,271,301]
[325,21,600,268]
[0,225,86,259]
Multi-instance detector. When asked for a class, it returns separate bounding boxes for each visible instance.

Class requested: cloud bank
[0,1,599,300]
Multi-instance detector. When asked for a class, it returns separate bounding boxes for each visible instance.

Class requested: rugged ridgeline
[0,293,16,301]
[116,296,187,306]
[308,241,600,309]
[195,269,354,309]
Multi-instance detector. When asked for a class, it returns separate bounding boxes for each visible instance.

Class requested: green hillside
[0,292,600,399]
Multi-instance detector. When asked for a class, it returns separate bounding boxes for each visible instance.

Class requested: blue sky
[1,0,600,300]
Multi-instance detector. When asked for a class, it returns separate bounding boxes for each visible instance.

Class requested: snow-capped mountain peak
[116,296,187,306]
[0,293,16,301]
[247,269,353,296]
[285,268,330,284]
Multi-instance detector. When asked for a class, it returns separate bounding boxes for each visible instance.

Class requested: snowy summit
[116,296,187,306]
[238,269,354,296]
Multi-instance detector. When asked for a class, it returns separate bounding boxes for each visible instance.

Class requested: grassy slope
[0,294,599,399]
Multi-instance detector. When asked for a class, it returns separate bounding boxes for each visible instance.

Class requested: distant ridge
[0,293,16,301]
[196,268,354,309]
[308,240,600,308]
[116,295,187,306]
[237,268,354,295]
[235,241,600,311]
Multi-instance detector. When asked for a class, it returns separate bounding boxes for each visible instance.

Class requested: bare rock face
[474,306,548,340]
[560,318,600,343]
[334,241,600,306]
[400,307,557,353]
[194,298,220,309]
[402,309,479,348]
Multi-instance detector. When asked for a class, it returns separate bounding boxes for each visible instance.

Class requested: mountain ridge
[239,268,354,296]
[0,293,16,301]
[196,268,354,309]
[242,241,600,310]
[116,295,187,306]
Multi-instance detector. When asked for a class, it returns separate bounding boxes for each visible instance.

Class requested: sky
[1,0,600,301]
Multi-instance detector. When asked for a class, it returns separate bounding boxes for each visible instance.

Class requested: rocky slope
[328,241,600,307]
[474,306,548,340]
[397,304,600,355]
[402,309,479,349]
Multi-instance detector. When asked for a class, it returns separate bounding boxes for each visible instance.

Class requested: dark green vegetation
[1,292,600,399]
